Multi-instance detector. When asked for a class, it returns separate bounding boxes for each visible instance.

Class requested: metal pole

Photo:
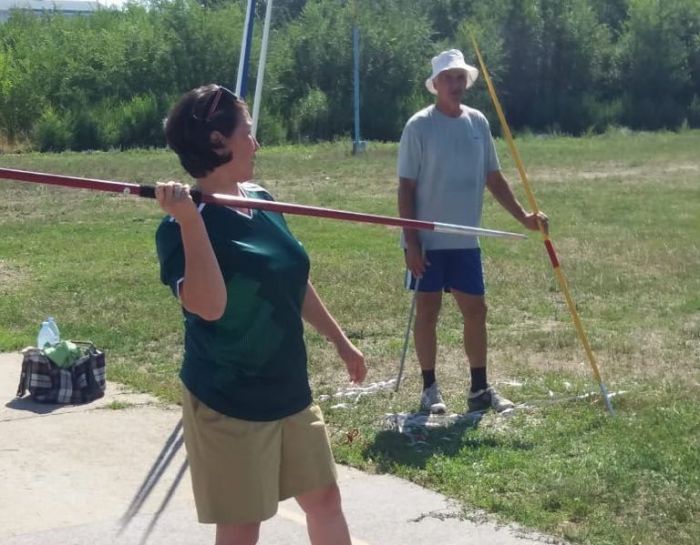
[138,459,189,545]
[395,277,420,392]
[251,0,274,138]
[352,25,366,154]
[235,0,256,98]
[469,33,614,415]
[118,427,185,534]
[353,25,360,144]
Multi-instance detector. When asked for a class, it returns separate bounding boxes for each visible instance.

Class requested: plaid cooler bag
[16,342,106,404]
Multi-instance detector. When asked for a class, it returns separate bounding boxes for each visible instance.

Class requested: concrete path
[0,352,565,545]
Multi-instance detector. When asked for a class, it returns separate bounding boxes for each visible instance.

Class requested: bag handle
[16,357,29,398]
[69,340,100,356]
[71,340,96,348]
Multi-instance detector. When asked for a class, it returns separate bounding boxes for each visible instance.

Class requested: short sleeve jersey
[397,104,500,250]
[155,182,312,421]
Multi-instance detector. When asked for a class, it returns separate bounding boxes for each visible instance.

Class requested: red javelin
[0,167,525,240]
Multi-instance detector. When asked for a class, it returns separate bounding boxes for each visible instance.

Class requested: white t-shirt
[397,104,500,250]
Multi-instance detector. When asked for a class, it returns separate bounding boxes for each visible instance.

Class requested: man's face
[433,68,467,102]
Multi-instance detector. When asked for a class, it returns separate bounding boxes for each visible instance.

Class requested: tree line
[1,0,699,151]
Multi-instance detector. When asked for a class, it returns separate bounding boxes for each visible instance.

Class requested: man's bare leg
[414,291,443,371]
[453,290,513,412]
[451,291,487,370]
[414,291,447,413]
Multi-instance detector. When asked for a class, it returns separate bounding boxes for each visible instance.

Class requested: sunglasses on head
[193,86,239,123]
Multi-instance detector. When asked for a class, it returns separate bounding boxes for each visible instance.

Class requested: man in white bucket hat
[397,49,548,415]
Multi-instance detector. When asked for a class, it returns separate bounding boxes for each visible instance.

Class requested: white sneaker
[420,383,447,414]
[468,386,514,413]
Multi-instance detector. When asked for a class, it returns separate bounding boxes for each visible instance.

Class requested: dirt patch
[529,162,700,183]
[0,260,28,293]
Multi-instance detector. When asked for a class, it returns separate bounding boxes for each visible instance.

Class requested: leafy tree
[474,0,544,131]
[273,0,432,141]
[618,0,697,129]
[421,0,478,42]
[536,0,612,133]
[589,0,629,34]
[1,0,698,149]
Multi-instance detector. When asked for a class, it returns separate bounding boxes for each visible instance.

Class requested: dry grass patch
[0,259,29,293]
[529,161,700,184]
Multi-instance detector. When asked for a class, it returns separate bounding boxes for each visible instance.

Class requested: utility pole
[352,23,367,154]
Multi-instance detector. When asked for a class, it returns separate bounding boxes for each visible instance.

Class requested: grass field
[1,129,698,545]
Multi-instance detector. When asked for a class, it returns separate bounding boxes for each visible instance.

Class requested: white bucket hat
[425,49,479,95]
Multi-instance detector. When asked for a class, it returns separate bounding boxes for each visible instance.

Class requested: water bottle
[47,317,60,343]
[37,320,59,349]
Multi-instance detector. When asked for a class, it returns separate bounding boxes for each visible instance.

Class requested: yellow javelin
[470,33,614,415]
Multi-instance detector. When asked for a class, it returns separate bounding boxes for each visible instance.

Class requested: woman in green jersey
[155,84,366,545]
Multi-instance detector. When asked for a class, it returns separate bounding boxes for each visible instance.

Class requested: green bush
[256,106,288,146]
[586,98,624,134]
[33,108,72,152]
[92,100,122,150]
[290,88,330,142]
[72,109,103,151]
[116,94,166,149]
[688,95,700,128]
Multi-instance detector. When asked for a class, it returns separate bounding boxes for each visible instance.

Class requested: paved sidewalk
[0,352,565,545]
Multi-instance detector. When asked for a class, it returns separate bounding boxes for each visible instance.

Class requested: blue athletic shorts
[405,248,485,295]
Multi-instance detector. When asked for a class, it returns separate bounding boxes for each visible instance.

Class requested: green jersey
[156,183,311,421]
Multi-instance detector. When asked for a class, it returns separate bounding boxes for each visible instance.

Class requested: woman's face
[228,108,260,172]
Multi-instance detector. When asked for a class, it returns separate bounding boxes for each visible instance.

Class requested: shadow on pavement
[4,396,67,415]
[365,413,534,471]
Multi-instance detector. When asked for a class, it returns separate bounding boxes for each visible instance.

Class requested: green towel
[44,341,83,369]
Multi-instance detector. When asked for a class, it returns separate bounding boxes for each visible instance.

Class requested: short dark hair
[164,84,246,178]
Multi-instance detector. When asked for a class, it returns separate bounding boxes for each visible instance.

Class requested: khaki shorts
[181,385,337,524]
